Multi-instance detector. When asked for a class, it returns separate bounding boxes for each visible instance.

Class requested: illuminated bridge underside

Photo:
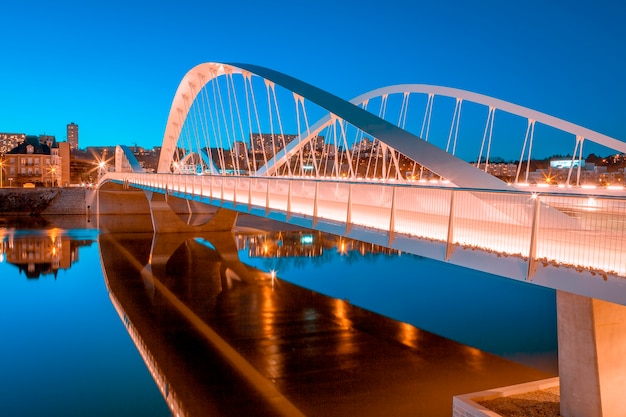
[102,172,626,306]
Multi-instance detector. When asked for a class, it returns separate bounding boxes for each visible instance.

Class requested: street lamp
[0,159,4,188]
[49,166,56,187]
[98,161,106,178]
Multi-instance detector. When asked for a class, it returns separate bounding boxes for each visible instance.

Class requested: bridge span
[101,171,626,306]
[100,61,626,417]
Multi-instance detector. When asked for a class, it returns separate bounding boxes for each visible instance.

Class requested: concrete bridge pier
[557,290,626,417]
[145,191,238,233]
[142,231,262,302]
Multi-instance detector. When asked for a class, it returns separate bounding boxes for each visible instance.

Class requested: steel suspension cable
[353,126,365,177]
[477,106,495,172]
[421,93,434,141]
[484,108,496,172]
[576,136,584,186]
[202,77,220,174]
[446,98,462,153]
[197,75,215,174]
[270,82,292,176]
[180,98,195,172]
[242,72,257,173]
[359,99,376,179]
[337,118,355,178]
[398,92,410,128]
[264,79,279,175]
[298,94,319,177]
[566,135,585,186]
[515,119,534,184]
[524,119,536,183]
[452,99,463,156]
[320,124,331,177]
[227,73,247,174]
[188,85,205,172]
[216,73,238,173]
[247,75,268,174]
[331,118,341,177]
[294,93,304,176]
[209,77,227,172]
[412,93,435,178]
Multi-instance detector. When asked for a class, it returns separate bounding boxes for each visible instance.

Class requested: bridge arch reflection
[99,227,551,417]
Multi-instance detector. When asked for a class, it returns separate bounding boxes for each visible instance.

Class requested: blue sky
[2,0,625,160]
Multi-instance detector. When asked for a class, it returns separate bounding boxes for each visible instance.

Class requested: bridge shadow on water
[99,224,554,417]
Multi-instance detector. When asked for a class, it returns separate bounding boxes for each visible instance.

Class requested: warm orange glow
[398,322,420,349]
[338,239,347,254]
[333,298,350,327]
[48,228,61,242]
[462,345,487,372]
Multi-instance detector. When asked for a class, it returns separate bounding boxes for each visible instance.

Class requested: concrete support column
[557,290,626,417]
[147,192,238,233]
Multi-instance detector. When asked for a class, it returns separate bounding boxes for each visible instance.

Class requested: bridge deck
[102,172,626,304]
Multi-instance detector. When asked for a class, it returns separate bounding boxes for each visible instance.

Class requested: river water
[0,214,557,416]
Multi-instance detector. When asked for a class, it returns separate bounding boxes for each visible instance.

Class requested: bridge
[99,62,626,417]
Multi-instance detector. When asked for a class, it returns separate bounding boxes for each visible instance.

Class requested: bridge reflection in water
[99,228,551,417]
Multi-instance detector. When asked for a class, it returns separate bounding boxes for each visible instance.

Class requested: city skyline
[2,0,625,161]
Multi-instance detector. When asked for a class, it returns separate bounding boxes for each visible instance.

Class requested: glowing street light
[98,161,107,178]
[49,166,57,187]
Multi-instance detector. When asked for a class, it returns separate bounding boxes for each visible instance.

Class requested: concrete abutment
[557,290,626,417]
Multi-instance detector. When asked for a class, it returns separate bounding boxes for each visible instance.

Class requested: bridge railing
[104,172,625,279]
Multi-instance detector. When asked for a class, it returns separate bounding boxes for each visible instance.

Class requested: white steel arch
[159,62,626,190]
[158,62,507,190]
[259,84,626,177]
[159,63,244,173]
[352,85,626,154]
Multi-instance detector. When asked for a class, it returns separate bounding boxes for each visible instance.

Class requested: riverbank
[0,187,93,215]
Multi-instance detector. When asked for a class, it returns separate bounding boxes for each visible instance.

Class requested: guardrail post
[527,194,541,280]
[445,190,456,260]
[265,178,271,215]
[287,181,292,220]
[248,178,252,212]
[388,187,397,246]
[220,176,225,206]
[313,181,319,227]
[346,183,353,234]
